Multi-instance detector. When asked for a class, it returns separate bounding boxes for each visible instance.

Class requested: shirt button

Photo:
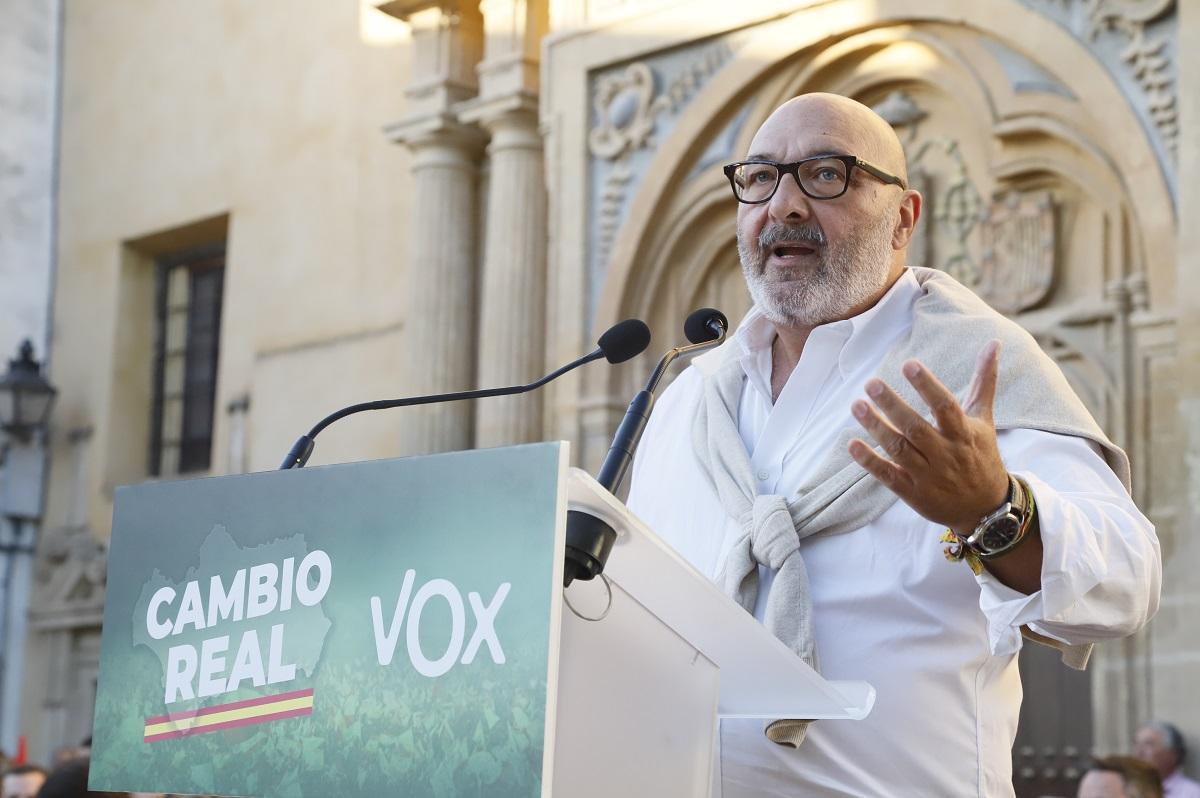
[757,470,770,482]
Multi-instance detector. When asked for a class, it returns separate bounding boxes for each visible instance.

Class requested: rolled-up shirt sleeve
[973,428,1161,657]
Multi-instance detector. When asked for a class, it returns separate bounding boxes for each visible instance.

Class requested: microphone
[279,318,651,469]
[564,308,729,587]
[684,307,728,345]
[595,308,728,491]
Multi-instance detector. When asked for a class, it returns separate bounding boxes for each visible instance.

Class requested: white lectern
[552,468,875,797]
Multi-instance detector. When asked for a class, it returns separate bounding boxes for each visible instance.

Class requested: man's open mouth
[771,244,817,259]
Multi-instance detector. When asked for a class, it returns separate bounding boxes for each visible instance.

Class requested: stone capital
[371,0,473,22]
[385,112,487,157]
[457,91,539,130]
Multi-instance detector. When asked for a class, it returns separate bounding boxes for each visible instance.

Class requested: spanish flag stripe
[144,694,313,737]
[143,693,314,742]
[144,705,313,743]
[145,687,314,726]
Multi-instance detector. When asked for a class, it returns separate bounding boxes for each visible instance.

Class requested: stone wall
[0,0,59,757]
[0,0,58,361]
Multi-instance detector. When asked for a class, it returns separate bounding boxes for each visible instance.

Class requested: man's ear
[892,189,922,250]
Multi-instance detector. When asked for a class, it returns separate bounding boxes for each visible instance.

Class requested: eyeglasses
[722,154,906,203]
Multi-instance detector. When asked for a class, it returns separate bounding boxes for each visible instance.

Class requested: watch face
[979,516,1020,552]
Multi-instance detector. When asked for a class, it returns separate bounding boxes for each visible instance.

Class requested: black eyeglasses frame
[722,154,907,204]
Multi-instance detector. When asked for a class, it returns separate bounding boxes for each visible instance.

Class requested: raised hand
[847,340,1010,536]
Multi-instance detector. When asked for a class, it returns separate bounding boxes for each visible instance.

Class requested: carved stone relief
[31,425,107,630]
[586,37,739,328]
[1019,0,1177,193]
[874,91,987,291]
[31,524,108,629]
[874,90,1067,315]
[588,62,658,160]
[980,191,1057,314]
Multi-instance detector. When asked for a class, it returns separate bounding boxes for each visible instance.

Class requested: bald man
[627,93,1161,796]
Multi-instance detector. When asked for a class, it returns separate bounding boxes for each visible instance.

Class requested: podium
[556,468,873,797]
[90,443,872,798]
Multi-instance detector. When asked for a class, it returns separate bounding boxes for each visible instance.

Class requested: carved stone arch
[590,10,1170,421]
[592,3,1173,338]
[784,26,999,123]
[597,19,1166,376]
[611,175,744,396]
[780,25,1156,317]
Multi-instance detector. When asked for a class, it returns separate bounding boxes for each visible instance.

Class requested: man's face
[735,101,901,329]
[1133,725,1177,777]
[1,771,46,798]
[1077,770,1127,798]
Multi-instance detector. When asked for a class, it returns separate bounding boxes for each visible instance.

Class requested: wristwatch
[957,474,1033,560]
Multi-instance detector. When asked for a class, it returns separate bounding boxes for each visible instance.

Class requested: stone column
[459,0,550,448]
[399,124,485,454]
[382,2,486,455]
[464,103,547,446]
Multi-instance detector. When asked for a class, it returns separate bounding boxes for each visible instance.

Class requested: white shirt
[627,271,1161,797]
[1166,770,1200,798]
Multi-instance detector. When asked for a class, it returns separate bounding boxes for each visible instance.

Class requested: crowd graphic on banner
[88,654,548,797]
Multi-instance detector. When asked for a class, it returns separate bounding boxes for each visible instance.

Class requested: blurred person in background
[1136,721,1200,798]
[1,764,46,798]
[1078,756,1163,798]
[49,737,90,770]
[32,758,125,798]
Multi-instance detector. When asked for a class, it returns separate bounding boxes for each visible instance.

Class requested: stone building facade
[10,0,1197,794]
[0,0,60,760]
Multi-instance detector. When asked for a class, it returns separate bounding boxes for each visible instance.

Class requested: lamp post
[0,338,56,752]
[0,340,57,449]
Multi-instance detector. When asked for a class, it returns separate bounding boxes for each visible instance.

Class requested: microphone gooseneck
[279,318,651,469]
[564,308,729,588]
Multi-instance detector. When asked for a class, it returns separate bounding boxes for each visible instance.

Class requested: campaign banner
[90,443,568,798]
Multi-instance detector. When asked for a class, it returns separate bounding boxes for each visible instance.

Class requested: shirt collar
[733,268,921,380]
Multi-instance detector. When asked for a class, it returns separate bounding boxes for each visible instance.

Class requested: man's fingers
[852,399,927,466]
[962,340,1001,420]
[901,359,966,436]
[856,385,935,462]
[848,438,914,496]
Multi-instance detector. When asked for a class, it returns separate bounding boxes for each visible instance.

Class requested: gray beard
[738,213,896,328]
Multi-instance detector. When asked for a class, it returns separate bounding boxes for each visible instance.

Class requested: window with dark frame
[150,245,225,476]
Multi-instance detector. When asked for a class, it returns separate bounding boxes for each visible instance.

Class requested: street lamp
[0,339,55,752]
[0,340,56,446]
